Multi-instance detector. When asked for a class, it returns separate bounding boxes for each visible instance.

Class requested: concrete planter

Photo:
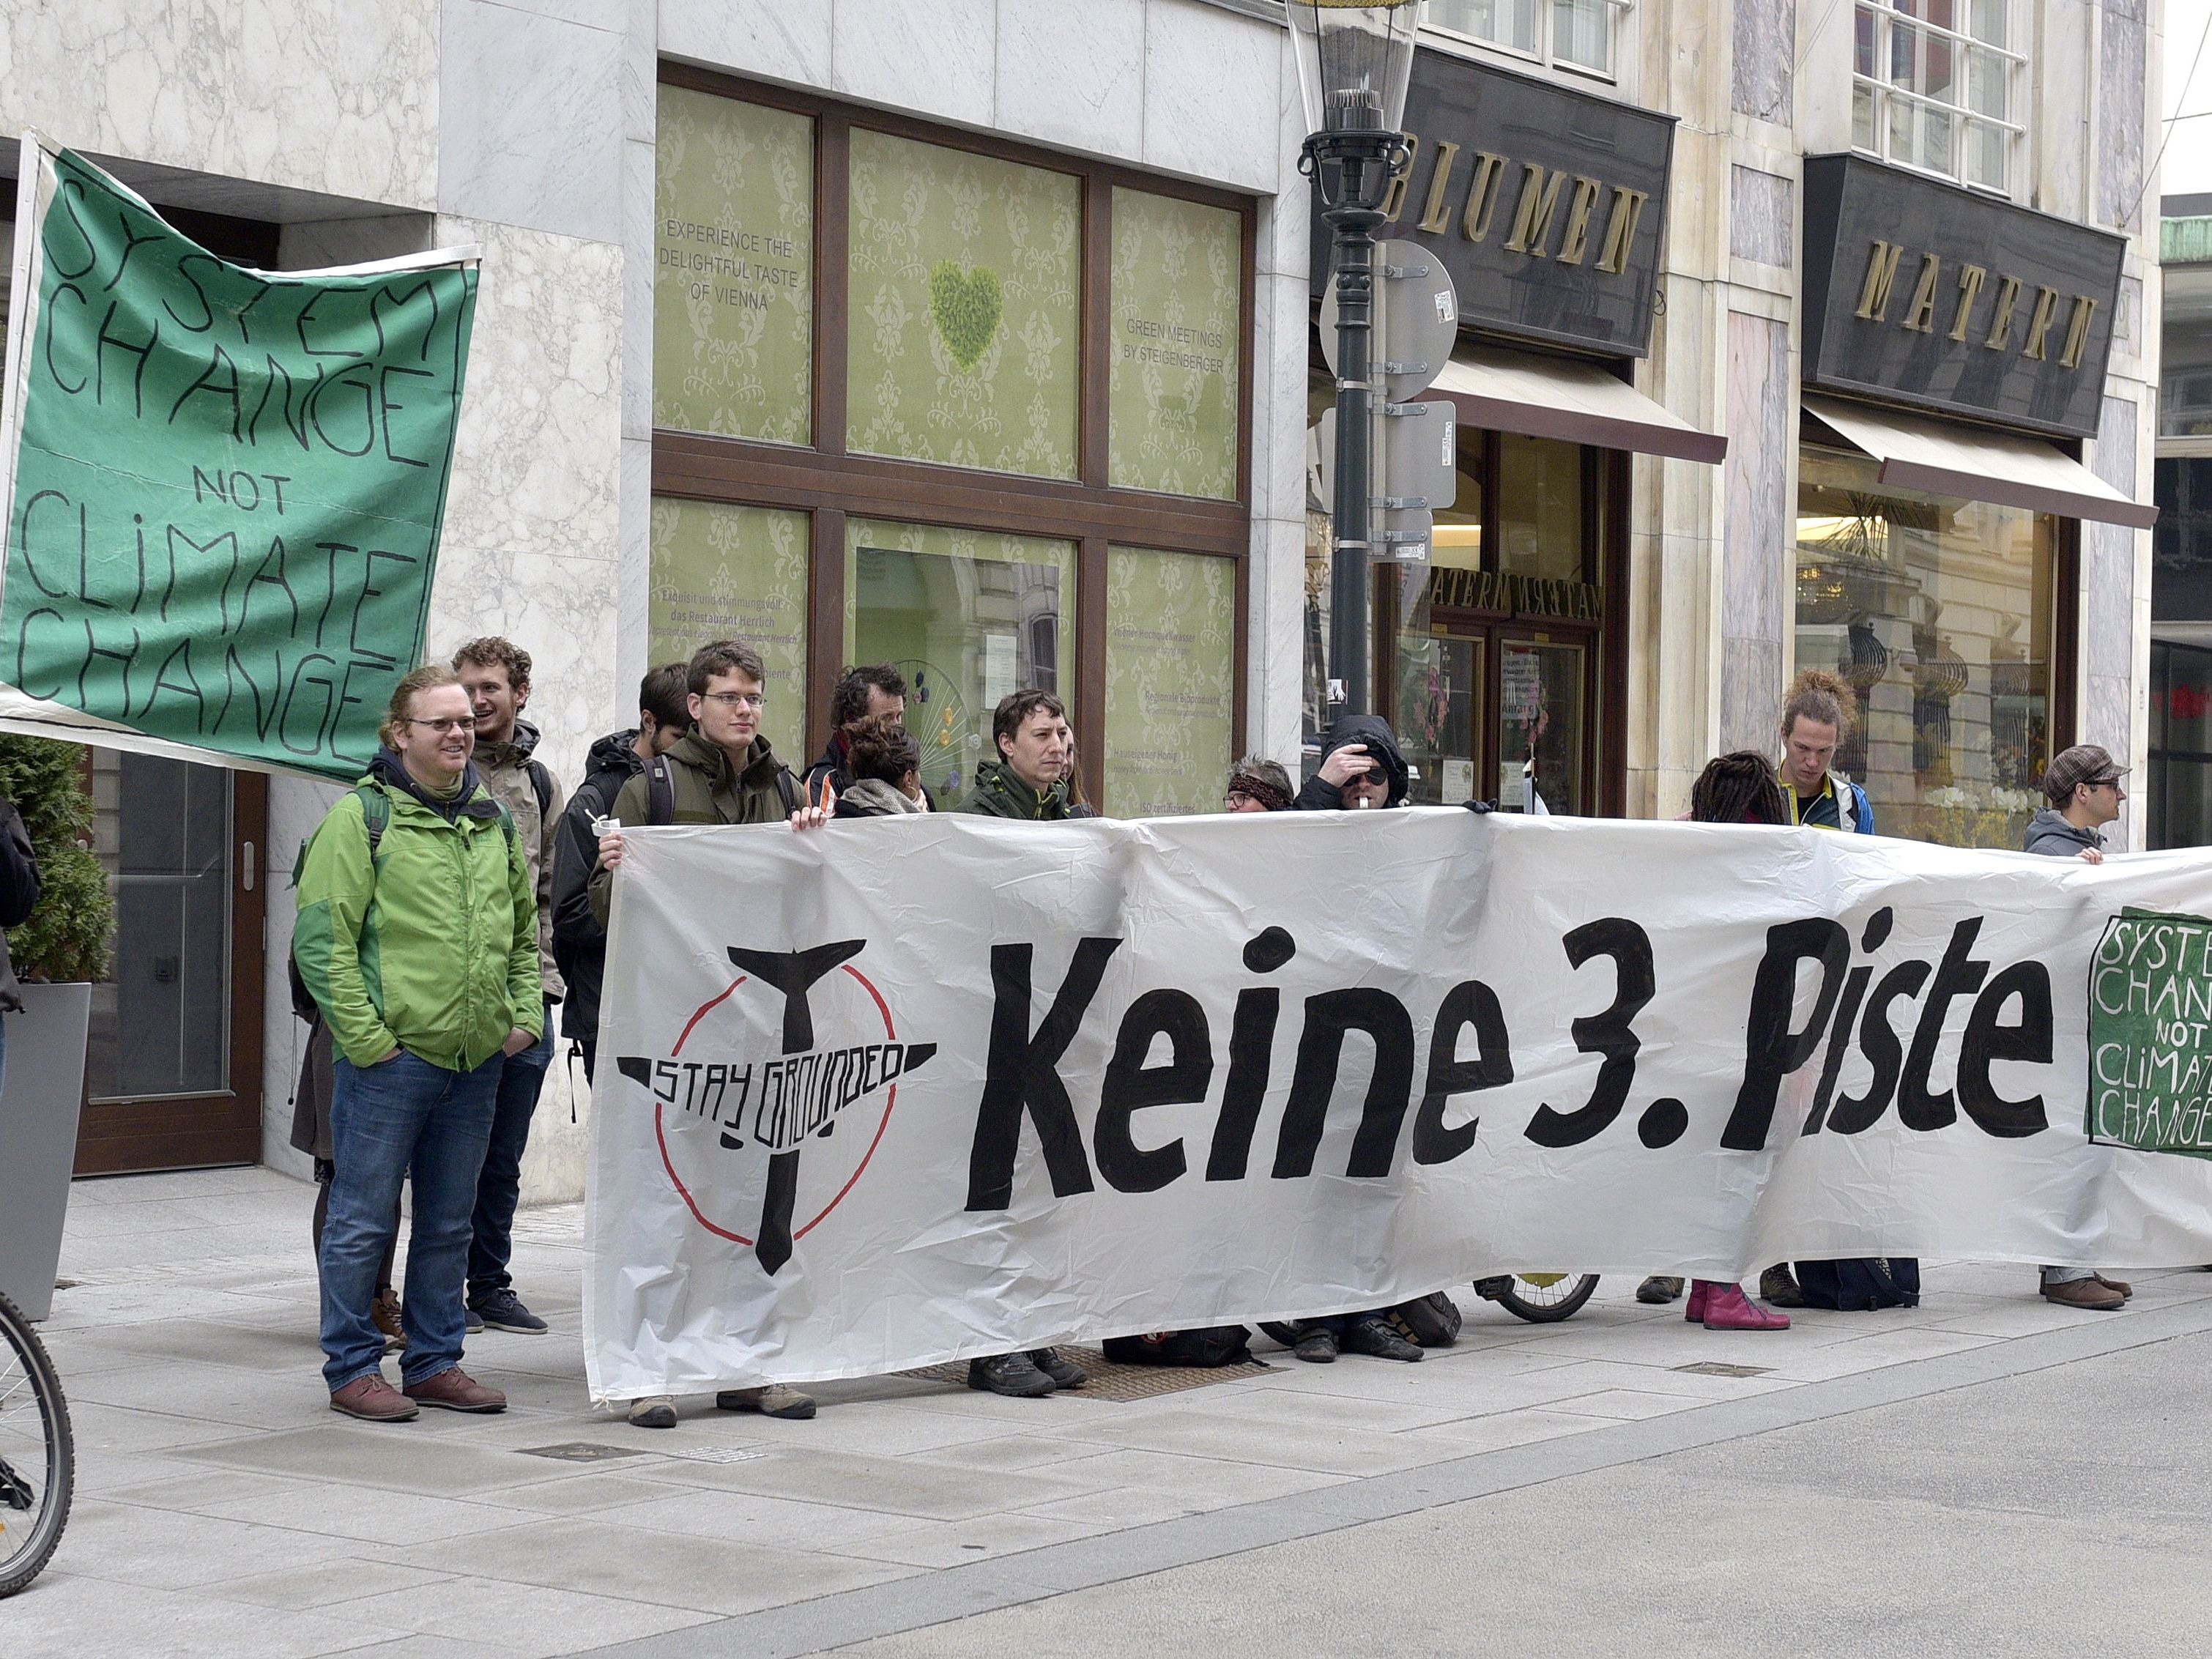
[0,982,91,1321]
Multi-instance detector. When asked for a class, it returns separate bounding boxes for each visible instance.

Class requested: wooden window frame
[651,64,1257,805]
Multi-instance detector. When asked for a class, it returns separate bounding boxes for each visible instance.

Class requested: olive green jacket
[962,759,1071,821]
[294,762,543,1072]
[587,732,795,927]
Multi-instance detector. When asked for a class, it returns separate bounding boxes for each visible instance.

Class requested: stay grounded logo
[616,941,935,1274]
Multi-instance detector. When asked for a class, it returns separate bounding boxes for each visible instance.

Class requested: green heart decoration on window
[928,260,1003,371]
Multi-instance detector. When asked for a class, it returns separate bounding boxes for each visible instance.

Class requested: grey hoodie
[2022,808,2101,858]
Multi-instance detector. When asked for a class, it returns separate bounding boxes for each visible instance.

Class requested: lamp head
[1286,0,1425,138]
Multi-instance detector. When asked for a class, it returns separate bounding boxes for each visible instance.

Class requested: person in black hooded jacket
[1281,713,1425,1365]
[1294,713,1411,812]
[548,664,691,1081]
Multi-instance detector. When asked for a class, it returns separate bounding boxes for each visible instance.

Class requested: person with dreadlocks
[1630,751,1794,1331]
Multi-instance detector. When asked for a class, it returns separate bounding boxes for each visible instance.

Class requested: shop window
[845,131,1080,479]
[1428,0,1618,77]
[2149,639,2212,850]
[1313,351,1615,812]
[650,68,1251,812]
[1108,189,1243,500]
[647,497,811,760]
[1851,0,2022,196]
[1103,547,1237,816]
[1497,432,1584,583]
[844,518,1076,809]
[1795,444,2055,848]
[653,86,814,444]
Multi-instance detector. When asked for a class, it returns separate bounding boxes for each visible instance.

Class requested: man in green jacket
[957,689,1088,1398]
[591,637,825,1428]
[295,664,543,1424]
[962,689,1074,821]
[588,639,803,929]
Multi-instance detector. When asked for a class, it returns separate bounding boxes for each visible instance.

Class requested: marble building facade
[0,0,2163,1202]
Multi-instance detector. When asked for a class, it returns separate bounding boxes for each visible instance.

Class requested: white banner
[583,810,2212,1400]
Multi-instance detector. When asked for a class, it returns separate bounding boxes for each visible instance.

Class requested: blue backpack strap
[1849,782,1875,835]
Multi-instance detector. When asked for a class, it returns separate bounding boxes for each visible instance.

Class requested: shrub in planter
[0,735,114,983]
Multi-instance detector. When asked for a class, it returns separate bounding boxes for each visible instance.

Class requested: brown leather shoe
[2041,1277,2125,1310]
[2093,1274,2132,1299]
[403,1367,507,1413]
[331,1373,419,1422]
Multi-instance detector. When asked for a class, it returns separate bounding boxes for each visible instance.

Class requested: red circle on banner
[651,965,903,1247]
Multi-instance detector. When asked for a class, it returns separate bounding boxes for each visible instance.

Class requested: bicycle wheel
[0,1290,72,1597]
[1484,1272,1600,1324]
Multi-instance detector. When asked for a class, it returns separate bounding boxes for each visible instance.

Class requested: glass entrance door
[75,754,266,1175]
[1497,636,1587,816]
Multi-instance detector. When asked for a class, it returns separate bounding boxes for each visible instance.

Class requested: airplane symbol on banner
[618,940,935,1276]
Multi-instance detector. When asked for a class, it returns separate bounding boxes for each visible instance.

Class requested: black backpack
[1385,1291,1463,1348]
[642,752,798,825]
[1101,1326,1254,1367]
[1794,1257,1920,1311]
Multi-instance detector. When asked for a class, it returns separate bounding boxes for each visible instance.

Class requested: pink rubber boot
[1696,1280,1789,1330]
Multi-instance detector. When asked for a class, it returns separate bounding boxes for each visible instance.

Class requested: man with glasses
[294,664,543,1422]
[2022,744,2133,1311]
[451,637,565,1338]
[590,638,820,1426]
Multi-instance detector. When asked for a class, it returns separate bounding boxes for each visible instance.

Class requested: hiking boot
[966,1352,1056,1398]
[1636,1274,1684,1304]
[2093,1274,2132,1299]
[404,1367,507,1413]
[468,1288,547,1335]
[716,1384,817,1419]
[1342,1315,1423,1362]
[330,1373,417,1422]
[1028,1348,1088,1389]
[371,1288,405,1352]
[1759,1264,1805,1309]
[1698,1282,1790,1331]
[627,1395,678,1429]
[1291,1328,1338,1364]
[2041,1277,2124,1310]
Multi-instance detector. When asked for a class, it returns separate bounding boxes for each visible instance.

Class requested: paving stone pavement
[14,1166,2212,1658]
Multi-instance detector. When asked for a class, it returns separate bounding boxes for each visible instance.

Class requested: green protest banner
[2085,906,2212,1157]
[0,140,478,780]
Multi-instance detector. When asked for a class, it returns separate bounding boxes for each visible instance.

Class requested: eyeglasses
[1225,792,1255,809]
[407,716,476,735]
[699,691,767,710]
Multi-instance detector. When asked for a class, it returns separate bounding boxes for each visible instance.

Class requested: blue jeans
[319,1048,502,1391]
[467,1002,556,1301]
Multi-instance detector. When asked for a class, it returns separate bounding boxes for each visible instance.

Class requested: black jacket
[550,730,647,1041]
[1294,715,1411,811]
[0,793,40,1014]
[803,734,854,801]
